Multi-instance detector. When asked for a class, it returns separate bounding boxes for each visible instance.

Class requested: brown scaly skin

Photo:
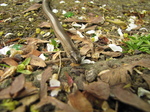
[42,0,81,63]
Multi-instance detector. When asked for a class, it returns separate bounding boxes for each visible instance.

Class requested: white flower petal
[77,31,84,38]
[117,28,124,39]
[138,87,150,98]
[72,22,82,27]
[50,79,60,87]
[60,1,65,4]
[86,30,95,34]
[52,9,58,13]
[109,44,122,52]
[81,59,95,64]
[0,46,11,55]
[50,88,61,96]
[75,0,80,3]
[39,53,47,60]
[62,10,66,14]
[0,3,8,6]
[47,43,54,52]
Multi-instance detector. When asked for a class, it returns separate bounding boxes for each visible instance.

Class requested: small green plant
[17,57,32,74]
[123,35,150,54]
[0,99,19,111]
[64,12,74,18]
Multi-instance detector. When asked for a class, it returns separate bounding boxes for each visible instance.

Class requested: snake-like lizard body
[42,0,81,63]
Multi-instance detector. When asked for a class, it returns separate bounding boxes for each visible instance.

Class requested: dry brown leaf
[22,45,41,57]
[68,91,93,112]
[26,38,49,45]
[98,65,132,86]
[140,74,150,89]
[12,105,26,112]
[29,55,46,67]
[0,86,11,99]
[81,25,97,32]
[22,44,37,55]
[83,91,104,110]
[84,81,110,100]
[29,49,41,57]
[0,77,38,99]
[10,74,25,96]
[87,16,105,24]
[80,44,92,55]
[22,3,41,13]
[100,51,122,57]
[52,51,61,60]
[2,58,18,66]
[101,101,116,112]
[40,67,52,98]
[110,84,150,112]
[106,19,127,29]
[63,18,87,23]
[80,39,93,55]
[38,22,51,28]
[98,58,150,86]
[20,94,39,106]
[0,66,17,81]
[35,96,79,112]
[17,82,38,98]
[0,70,4,77]
[63,16,105,24]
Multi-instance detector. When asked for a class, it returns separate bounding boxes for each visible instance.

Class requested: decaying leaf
[35,96,79,112]
[2,58,18,66]
[110,84,150,112]
[106,19,127,29]
[22,45,41,57]
[0,86,11,99]
[0,70,4,77]
[20,94,39,106]
[79,39,93,55]
[26,38,49,45]
[0,75,38,99]
[38,22,51,28]
[98,58,150,86]
[87,16,105,24]
[10,49,23,57]
[22,3,41,13]
[100,51,122,57]
[12,105,26,112]
[140,74,150,89]
[40,67,52,98]
[63,16,105,24]
[101,101,116,112]
[80,44,92,55]
[0,66,17,81]
[84,81,110,100]
[29,55,46,67]
[10,74,25,96]
[68,91,93,112]
[18,81,38,98]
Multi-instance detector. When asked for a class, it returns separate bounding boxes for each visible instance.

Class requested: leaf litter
[0,0,150,112]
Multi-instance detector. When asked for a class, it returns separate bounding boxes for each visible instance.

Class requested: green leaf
[64,12,74,18]
[17,69,32,75]
[22,57,31,66]
[11,44,23,50]
[51,39,57,48]
[122,34,150,54]
[0,64,10,68]
[17,64,25,71]
[0,99,19,111]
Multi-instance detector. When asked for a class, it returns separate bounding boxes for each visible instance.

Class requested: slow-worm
[42,0,81,63]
